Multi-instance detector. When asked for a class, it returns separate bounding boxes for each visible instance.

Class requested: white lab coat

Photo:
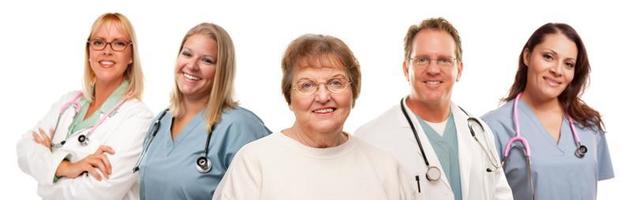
[355,99,513,200]
[17,91,153,200]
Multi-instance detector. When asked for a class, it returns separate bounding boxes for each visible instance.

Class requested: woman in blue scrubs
[482,23,613,200]
[136,23,270,199]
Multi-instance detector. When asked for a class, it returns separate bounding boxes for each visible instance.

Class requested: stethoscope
[133,109,215,174]
[502,92,587,200]
[51,92,126,149]
[400,98,501,183]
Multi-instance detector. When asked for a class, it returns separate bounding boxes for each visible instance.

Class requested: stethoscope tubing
[400,99,432,167]
[504,92,587,200]
[133,109,214,174]
[51,92,126,148]
[504,93,586,159]
[400,97,500,182]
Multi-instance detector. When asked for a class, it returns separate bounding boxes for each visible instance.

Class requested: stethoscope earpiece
[196,156,212,173]
[575,144,588,158]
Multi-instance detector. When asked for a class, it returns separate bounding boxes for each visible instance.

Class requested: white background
[1,0,628,199]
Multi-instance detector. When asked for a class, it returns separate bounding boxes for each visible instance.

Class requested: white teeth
[314,108,334,113]
[99,60,114,65]
[424,80,441,85]
[183,73,201,81]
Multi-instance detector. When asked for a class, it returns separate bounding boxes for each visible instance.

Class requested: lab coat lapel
[452,103,472,199]
[399,98,453,190]
[52,102,79,145]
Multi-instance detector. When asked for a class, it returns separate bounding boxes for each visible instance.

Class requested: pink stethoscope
[50,92,126,148]
[501,92,587,200]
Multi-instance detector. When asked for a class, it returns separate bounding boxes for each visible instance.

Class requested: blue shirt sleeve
[482,113,511,161]
[488,120,505,159]
[597,132,614,180]
[216,108,271,169]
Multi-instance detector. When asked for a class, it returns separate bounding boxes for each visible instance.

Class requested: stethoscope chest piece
[575,144,588,158]
[78,134,89,146]
[426,166,441,182]
[196,156,212,173]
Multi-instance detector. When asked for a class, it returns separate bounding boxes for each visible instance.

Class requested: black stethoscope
[400,98,500,182]
[133,109,215,173]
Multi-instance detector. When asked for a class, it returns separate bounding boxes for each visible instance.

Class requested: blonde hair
[83,12,143,100]
[404,17,462,62]
[170,23,237,130]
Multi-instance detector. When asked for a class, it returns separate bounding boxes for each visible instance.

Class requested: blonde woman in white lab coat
[16,13,152,200]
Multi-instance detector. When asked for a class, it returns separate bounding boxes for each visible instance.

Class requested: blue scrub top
[418,114,462,200]
[482,99,614,200]
[139,106,271,200]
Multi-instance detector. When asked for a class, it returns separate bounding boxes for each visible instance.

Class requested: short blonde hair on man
[83,12,143,100]
[170,23,237,130]
[281,34,361,106]
[404,17,462,62]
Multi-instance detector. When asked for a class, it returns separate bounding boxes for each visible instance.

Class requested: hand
[55,145,116,181]
[32,128,54,151]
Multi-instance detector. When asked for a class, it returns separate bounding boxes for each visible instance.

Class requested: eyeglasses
[409,56,457,68]
[293,77,351,95]
[87,39,132,52]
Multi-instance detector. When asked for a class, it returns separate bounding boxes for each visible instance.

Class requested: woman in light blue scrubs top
[482,23,613,200]
[136,23,270,199]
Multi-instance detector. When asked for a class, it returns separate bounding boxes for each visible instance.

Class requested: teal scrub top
[418,113,462,200]
[482,99,614,200]
[138,106,271,200]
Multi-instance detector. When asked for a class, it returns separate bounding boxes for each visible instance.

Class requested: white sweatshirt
[213,132,417,200]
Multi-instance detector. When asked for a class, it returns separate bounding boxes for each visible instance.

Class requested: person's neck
[170,96,208,139]
[521,91,563,115]
[284,124,347,148]
[181,96,208,119]
[406,97,450,123]
[93,78,124,106]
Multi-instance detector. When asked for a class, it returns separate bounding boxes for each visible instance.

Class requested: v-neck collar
[67,80,129,136]
[166,110,206,145]
[516,99,570,153]
[417,112,455,139]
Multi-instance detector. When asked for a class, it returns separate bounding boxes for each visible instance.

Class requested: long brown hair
[504,23,605,133]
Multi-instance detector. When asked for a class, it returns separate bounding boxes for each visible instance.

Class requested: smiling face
[175,34,218,101]
[290,56,353,134]
[88,22,133,86]
[523,33,577,102]
[403,29,462,107]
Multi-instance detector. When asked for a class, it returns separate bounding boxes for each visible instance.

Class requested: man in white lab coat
[355,17,513,200]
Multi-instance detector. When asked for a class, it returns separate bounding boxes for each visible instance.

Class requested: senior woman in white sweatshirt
[213,34,415,200]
